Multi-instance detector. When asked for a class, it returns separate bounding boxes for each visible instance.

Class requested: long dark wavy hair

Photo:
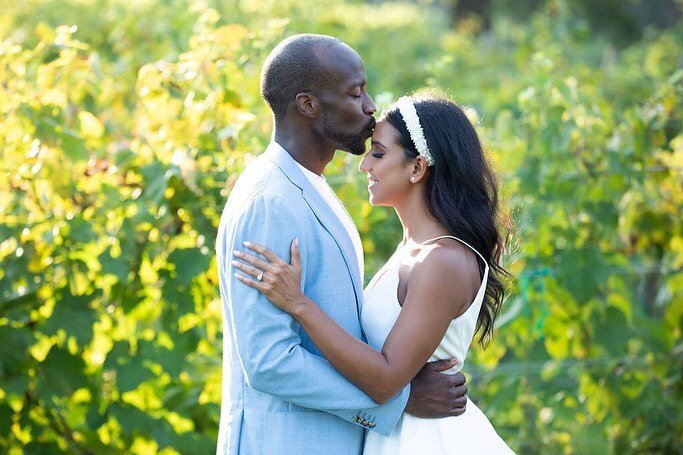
[382,94,509,346]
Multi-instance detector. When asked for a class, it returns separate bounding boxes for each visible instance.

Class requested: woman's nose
[358,155,369,173]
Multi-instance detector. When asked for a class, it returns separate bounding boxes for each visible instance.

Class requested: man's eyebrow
[371,140,386,149]
[348,80,366,89]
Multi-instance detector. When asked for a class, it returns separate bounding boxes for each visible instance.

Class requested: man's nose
[363,92,377,116]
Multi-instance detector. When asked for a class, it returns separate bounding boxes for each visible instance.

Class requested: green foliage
[1,0,681,453]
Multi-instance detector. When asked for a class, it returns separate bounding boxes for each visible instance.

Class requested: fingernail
[233,251,242,257]
[231,260,238,267]
[295,238,299,246]
[243,241,251,247]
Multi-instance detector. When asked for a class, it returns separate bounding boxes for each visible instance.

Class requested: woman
[232,94,513,453]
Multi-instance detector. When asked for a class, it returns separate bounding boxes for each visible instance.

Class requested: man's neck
[273,128,336,176]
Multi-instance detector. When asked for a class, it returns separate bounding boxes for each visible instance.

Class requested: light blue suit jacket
[215,143,409,454]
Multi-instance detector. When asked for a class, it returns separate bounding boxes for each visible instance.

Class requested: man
[215,34,468,455]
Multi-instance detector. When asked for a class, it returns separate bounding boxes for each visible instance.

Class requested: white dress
[362,236,514,454]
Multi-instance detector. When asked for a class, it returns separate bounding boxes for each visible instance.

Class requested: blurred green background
[1,0,682,453]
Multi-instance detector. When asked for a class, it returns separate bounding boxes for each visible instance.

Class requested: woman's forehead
[372,120,399,143]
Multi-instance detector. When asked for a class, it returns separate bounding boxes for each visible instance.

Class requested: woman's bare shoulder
[404,240,481,313]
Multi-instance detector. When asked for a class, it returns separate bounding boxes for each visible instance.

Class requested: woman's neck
[394,189,449,246]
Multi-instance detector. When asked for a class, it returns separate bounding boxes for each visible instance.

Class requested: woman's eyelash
[372,153,384,158]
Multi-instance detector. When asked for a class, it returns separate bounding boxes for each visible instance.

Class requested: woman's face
[358,118,414,206]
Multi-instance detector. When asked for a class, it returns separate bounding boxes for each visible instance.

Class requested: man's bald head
[260,34,344,121]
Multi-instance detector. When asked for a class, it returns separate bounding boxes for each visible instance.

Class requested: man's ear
[295,92,321,119]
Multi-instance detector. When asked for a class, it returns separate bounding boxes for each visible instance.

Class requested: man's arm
[222,194,407,435]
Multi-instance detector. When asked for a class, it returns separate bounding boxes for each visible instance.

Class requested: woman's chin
[368,194,384,206]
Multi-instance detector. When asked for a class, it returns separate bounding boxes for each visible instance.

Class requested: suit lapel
[265,143,363,314]
[301,186,363,308]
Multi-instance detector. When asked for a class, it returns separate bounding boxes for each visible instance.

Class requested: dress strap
[419,235,489,271]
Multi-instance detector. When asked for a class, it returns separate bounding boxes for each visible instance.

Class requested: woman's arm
[232,239,476,404]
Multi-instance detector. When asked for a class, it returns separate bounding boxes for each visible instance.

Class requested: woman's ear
[295,92,321,119]
[410,156,429,183]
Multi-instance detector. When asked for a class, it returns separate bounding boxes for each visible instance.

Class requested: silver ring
[256,271,264,282]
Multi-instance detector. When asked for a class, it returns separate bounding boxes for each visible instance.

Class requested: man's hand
[405,358,468,418]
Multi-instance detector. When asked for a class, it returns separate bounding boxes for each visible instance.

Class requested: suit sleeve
[222,194,408,435]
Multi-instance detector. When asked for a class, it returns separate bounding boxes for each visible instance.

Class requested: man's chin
[348,137,370,155]
[336,141,366,156]
[347,145,366,156]
[326,128,371,155]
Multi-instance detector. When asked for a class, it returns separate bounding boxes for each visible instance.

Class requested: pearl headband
[395,96,434,166]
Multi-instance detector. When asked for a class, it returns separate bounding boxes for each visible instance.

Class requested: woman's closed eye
[369,146,384,159]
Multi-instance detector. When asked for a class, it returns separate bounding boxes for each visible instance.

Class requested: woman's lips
[368,179,378,189]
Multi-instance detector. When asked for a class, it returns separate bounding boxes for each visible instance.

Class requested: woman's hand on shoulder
[232,238,308,314]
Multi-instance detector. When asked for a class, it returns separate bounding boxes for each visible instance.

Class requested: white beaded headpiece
[395,96,434,166]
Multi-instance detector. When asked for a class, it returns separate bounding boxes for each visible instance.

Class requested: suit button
[369,422,376,428]
[353,416,360,423]
[362,419,369,426]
